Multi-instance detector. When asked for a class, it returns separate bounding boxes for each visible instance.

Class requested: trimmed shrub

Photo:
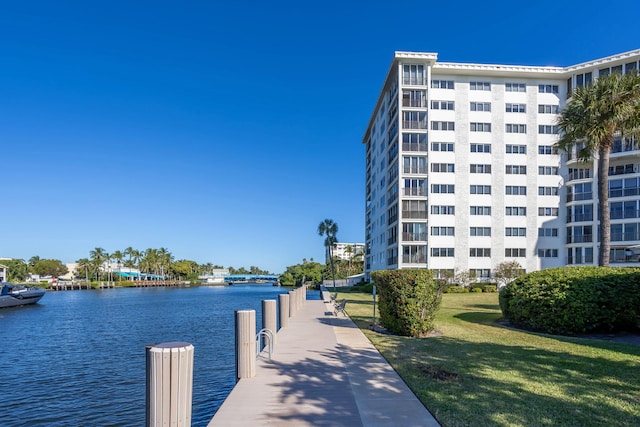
[445,285,469,293]
[499,266,640,335]
[351,282,375,294]
[471,287,483,293]
[483,285,497,293]
[371,269,444,337]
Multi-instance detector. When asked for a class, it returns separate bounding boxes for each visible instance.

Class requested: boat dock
[208,298,440,427]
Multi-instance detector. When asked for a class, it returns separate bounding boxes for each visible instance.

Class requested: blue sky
[1,1,638,273]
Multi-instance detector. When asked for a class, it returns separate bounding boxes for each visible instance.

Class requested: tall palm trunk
[597,144,611,266]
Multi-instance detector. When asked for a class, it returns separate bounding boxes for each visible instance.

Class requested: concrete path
[208,299,440,427]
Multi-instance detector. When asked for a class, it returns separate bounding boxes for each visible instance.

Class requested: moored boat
[0,283,46,308]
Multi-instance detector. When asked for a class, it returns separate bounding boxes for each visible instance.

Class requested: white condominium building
[327,242,366,263]
[363,49,640,281]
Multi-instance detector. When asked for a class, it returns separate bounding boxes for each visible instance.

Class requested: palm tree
[89,247,107,281]
[112,250,124,282]
[317,219,338,290]
[556,72,640,266]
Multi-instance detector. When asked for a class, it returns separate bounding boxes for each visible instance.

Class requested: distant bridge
[224,274,279,283]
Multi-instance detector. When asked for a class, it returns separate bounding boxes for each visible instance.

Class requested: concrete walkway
[208,299,440,427]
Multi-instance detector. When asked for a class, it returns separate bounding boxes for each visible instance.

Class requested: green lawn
[342,291,640,427]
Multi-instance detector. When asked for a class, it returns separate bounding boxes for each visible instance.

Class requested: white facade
[363,49,640,281]
[327,242,365,262]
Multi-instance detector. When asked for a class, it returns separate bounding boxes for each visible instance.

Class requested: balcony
[402,255,427,264]
[566,214,594,223]
[402,232,428,242]
[403,188,427,197]
[403,166,428,174]
[402,142,428,152]
[403,120,428,130]
[567,170,592,181]
[566,235,593,244]
[566,193,592,203]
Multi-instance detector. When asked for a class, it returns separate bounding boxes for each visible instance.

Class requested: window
[403,179,427,196]
[538,207,559,216]
[431,184,455,193]
[403,223,427,241]
[471,143,491,153]
[505,83,526,92]
[505,227,526,236]
[506,165,527,174]
[470,248,491,257]
[402,90,427,107]
[403,64,426,85]
[430,226,454,236]
[470,122,492,132]
[403,156,427,174]
[505,186,526,195]
[538,145,557,154]
[506,124,527,133]
[470,81,491,91]
[506,144,526,154]
[538,84,559,94]
[403,111,428,129]
[403,245,427,263]
[537,249,559,258]
[471,269,491,279]
[506,103,526,113]
[539,166,559,175]
[470,185,491,195]
[538,125,559,134]
[505,248,526,257]
[431,100,455,110]
[470,164,491,173]
[431,163,455,173]
[505,206,526,216]
[431,247,454,257]
[431,205,455,215]
[431,80,454,89]
[538,104,559,114]
[538,227,558,237]
[431,142,454,151]
[403,132,428,151]
[431,121,455,131]
[538,186,559,196]
[470,227,491,236]
[470,206,491,215]
[402,200,427,218]
[470,102,491,112]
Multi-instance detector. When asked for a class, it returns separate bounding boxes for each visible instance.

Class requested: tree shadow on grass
[378,333,640,427]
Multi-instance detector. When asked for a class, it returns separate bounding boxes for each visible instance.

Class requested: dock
[208,298,440,427]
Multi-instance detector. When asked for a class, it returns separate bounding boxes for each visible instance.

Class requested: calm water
[0,284,307,426]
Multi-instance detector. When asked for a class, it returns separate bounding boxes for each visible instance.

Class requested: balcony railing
[402,255,427,264]
[567,170,592,181]
[402,210,428,219]
[403,188,427,197]
[402,232,428,241]
[403,167,428,174]
[402,142,428,152]
[567,214,594,223]
[566,193,593,203]
[566,235,594,244]
[610,187,640,198]
[403,120,428,130]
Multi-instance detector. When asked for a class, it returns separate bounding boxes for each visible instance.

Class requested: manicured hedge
[371,269,444,337]
[499,266,640,335]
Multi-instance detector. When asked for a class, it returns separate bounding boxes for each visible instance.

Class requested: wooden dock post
[145,342,194,427]
[278,293,289,329]
[235,310,256,380]
[262,300,277,348]
[288,290,296,317]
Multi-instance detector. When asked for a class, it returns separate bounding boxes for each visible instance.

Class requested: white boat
[0,283,46,308]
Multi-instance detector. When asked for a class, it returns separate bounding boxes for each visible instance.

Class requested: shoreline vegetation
[342,290,640,427]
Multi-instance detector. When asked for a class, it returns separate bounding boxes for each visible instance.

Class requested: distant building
[327,243,365,263]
